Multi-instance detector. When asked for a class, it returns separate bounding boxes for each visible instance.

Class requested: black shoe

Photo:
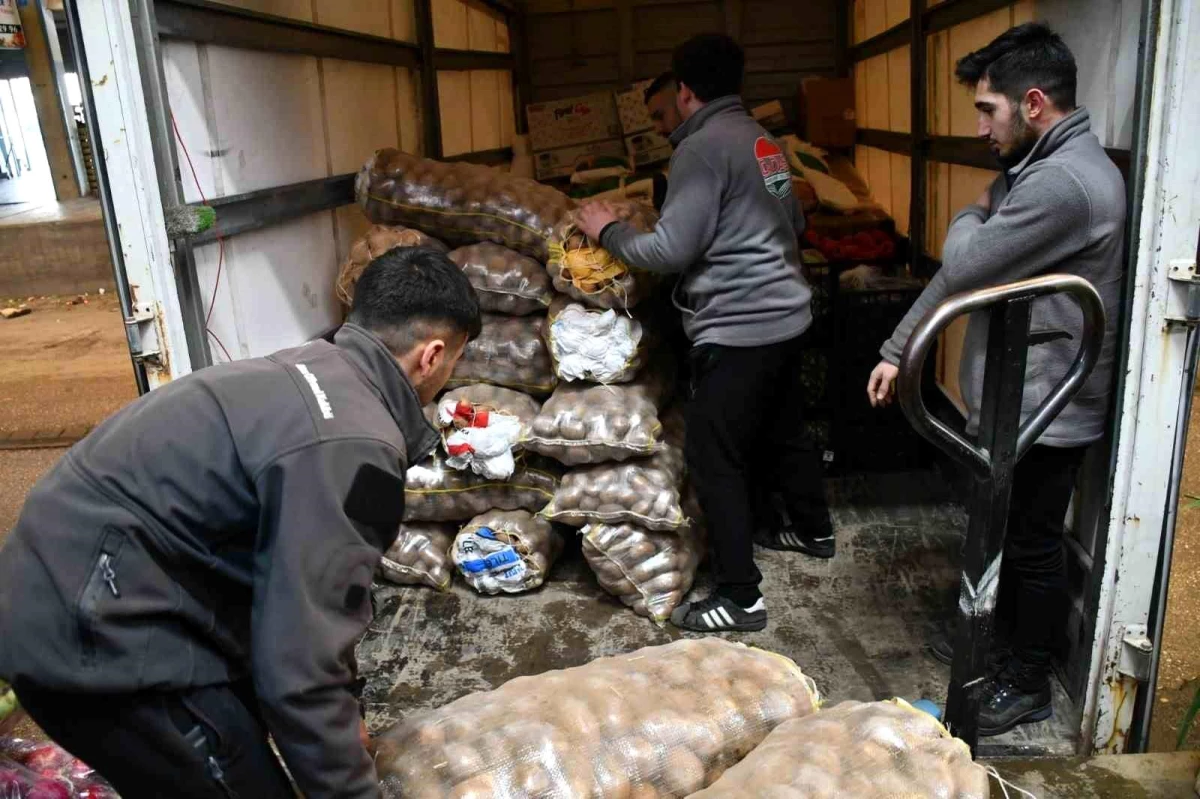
[755,526,835,558]
[670,594,767,633]
[928,629,1011,672]
[978,671,1052,737]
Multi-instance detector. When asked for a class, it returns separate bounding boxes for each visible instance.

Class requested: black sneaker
[928,626,1011,672]
[978,670,1052,736]
[670,594,767,633]
[755,527,835,558]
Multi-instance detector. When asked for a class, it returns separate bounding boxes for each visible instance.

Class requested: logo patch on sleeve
[755,137,791,200]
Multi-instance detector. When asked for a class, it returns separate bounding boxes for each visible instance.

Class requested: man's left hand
[576,201,619,243]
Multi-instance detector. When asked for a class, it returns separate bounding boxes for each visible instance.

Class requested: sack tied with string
[582,519,706,625]
[544,296,649,385]
[449,242,554,316]
[689,698,991,799]
[336,224,447,308]
[374,639,820,799]
[428,384,543,480]
[546,202,660,311]
[451,510,563,594]
[404,450,562,522]
[446,313,557,396]
[378,523,456,591]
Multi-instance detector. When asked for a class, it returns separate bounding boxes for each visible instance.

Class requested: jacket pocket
[77,528,126,665]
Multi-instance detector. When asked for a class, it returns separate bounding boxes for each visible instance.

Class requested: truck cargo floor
[358,469,1077,756]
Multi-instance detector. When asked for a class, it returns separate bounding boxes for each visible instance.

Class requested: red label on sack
[755,137,791,200]
[447,443,473,456]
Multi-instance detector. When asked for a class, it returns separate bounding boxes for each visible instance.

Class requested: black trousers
[13,679,294,799]
[1001,443,1087,682]
[685,337,827,605]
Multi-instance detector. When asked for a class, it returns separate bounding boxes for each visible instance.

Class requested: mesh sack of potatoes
[375,638,820,799]
[582,520,706,625]
[544,295,649,385]
[524,360,675,466]
[404,451,562,522]
[378,523,455,591]
[436,384,542,443]
[356,148,575,262]
[336,224,448,308]
[540,421,685,530]
[448,242,554,316]
[428,384,544,479]
[546,201,660,311]
[689,698,990,799]
[446,314,557,396]
[451,510,563,594]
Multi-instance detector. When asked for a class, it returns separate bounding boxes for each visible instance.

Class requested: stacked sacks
[348,149,679,599]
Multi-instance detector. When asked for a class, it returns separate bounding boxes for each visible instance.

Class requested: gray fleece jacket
[881,108,1125,447]
[600,95,813,347]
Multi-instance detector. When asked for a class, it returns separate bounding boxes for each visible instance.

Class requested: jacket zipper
[78,533,124,664]
[99,553,120,597]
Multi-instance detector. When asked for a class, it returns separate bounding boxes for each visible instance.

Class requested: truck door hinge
[1166,259,1200,324]
[1117,624,1153,681]
[124,302,161,363]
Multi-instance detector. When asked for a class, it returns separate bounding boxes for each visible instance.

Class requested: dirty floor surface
[358,471,1076,757]
[991,751,1200,797]
[0,293,137,439]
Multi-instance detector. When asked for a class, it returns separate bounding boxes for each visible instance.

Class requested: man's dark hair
[643,71,676,104]
[955,22,1077,110]
[671,34,744,102]
[347,246,481,355]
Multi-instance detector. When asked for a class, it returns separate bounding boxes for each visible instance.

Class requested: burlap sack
[335,224,447,308]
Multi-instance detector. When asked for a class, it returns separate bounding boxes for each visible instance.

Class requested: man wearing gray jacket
[0,247,480,797]
[578,33,829,633]
[867,23,1125,735]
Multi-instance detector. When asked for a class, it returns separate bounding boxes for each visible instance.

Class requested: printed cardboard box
[526,92,622,152]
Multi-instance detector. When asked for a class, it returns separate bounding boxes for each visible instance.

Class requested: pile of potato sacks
[344,150,702,615]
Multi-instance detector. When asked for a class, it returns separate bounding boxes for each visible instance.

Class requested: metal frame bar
[433,48,514,71]
[414,0,442,159]
[857,128,1134,175]
[909,0,927,278]
[155,0,420,69]
[856,128,911,156]
[185,175,356,245]
[443,147,515,166]
[850,22,909,63]
[898,274,1107,753]
[925,0,1019,35]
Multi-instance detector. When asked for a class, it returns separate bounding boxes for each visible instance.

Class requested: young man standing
[0,247,481,797]
[866,23,1125,735]
[642,71,683,210]
[577,33,831,634]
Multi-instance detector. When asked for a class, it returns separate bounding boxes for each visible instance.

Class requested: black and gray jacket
[0,323,437,799]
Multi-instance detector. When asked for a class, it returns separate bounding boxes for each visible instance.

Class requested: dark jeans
[685,337,827,605]
[14,679,293,799]
[1002,443,1087,684]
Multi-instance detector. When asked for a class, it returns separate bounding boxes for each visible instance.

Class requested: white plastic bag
[452,510,562,594]
[545,297,646,384]
[436,396,525,480]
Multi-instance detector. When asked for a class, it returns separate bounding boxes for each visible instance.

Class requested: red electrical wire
[169,113,227,351]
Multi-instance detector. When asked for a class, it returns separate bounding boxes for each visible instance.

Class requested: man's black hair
[671,33,744,103]
[643,71,676,104]
[347,246,481,355]
[955,22,1077,111]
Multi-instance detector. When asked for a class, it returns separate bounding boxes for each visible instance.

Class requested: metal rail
[897,274,1106,753]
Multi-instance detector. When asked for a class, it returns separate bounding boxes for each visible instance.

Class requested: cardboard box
[615,79,656,135]
[800,78,856,148]
[534,139,628,181]
[751,100,789,133]
[526,92,622,152]
[624,130,673,166]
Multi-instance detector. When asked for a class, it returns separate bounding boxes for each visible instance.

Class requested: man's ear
[419,338,447,376]
[1024,87,1048,120]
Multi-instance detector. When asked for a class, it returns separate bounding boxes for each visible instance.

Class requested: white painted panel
[161,40,216,204]
[323,59,400,174]
[175,46,326,198]
[195,212,341,361]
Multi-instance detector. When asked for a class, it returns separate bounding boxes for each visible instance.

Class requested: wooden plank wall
[523,0,839,124]
[433,0,517,157]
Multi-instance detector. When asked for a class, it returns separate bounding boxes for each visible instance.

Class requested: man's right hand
[867,361,899,407]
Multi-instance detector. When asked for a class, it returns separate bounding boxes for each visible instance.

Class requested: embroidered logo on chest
[755,137,791,200]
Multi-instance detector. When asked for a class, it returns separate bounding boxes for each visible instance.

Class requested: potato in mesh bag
[404,451,561,522]
[524,362,674,465]
[356,148,575,261]
[446,313,557,396]
[689,698,989,799]
[452,510,563,594]
[544,295,648,384]
[541,433,685,530]
[582,520,705,624]
[375,638,820,798]
[336,224,448,308]
[448,242,554,316]
[429,384,543,480]
[378,523,455,591]
[547,201,660,311]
